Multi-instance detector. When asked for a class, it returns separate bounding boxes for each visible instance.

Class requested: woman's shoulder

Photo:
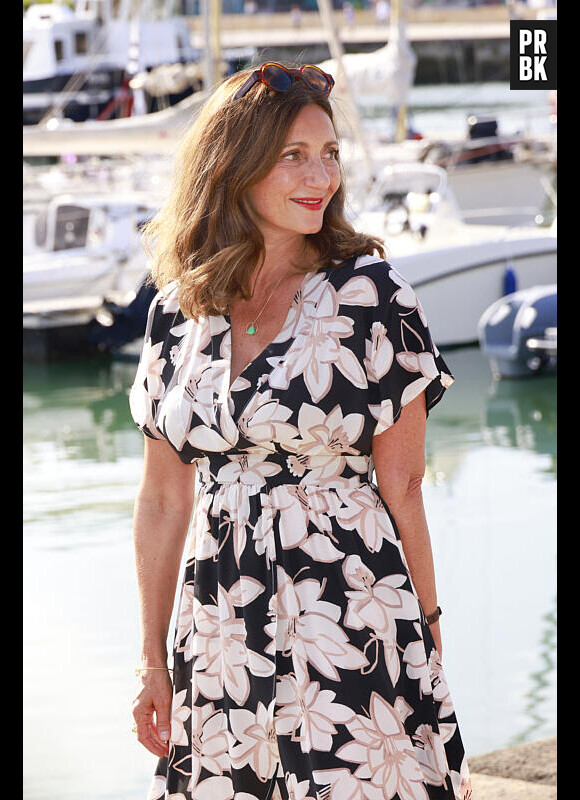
[331,253,412,298]
[145,280,184,343]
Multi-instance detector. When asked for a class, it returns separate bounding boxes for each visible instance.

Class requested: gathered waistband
[195,451,372,490]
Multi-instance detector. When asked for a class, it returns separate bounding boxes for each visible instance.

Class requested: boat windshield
[53,205,90,250]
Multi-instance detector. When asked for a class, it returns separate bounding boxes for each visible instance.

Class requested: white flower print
[440,371,455,388]
[336,275,380,308]
[175,581,196,661]
[147,774,166,800]
[235,794,263,800]
[192,489,219,563]
[192,582,274,705]
[428,649,456,720]
[267,272,315,345]
[170,689,192,746]
[402,625,433,698]
[169,314,212,371]
[267,485,344,562]
[157,362,232,452]
[283,771,316,800]
[212,484,252,568]
[251,497,277,567]
[229,699,279,781]
[275,674,354,753]
[190,775,234,800]
[216,453,282,493]
[394,695,415,724]
[342,556,419,631]
[336,692,429,800]
[140,339,167,399]
[169,702,231,789]
[412,724,449,787]
[388,268,428,327]
[396,349,440,381]
[129,338,166,433]
[369,397,395,437]
[285,404,366,484]
[353,253,384,271]
[335,485,398,552]
[264,566,368,684]
[312,768,366,800]
[365,321,394,383]
[269,282,367,402]
[342,555,420,685]
[449,756,473,800]
[237,391,298,451]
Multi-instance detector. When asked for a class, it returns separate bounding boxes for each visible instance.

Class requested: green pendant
[246,323,256,335]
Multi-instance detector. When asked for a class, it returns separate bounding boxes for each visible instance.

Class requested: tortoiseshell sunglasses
[233,62,335,101]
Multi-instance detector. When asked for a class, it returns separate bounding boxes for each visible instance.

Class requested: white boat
[23,191,155,313]
[23,191,158,359]
[416,114,556,227]
[340,120,556,229]
[23,0,200,126]
[351,163,557,347]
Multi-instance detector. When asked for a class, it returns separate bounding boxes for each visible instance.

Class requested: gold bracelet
[135,666,173,676]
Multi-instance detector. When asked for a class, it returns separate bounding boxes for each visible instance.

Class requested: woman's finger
[152,704,171,747]
[135,721,169,757]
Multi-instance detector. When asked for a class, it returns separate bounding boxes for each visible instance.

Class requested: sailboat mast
[202,0,221,92]
[391,0,408,143]
[316,0,374,179]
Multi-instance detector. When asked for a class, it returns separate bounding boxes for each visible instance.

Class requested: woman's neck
[252,235,314,294]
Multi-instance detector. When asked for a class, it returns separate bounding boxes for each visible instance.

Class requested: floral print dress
[130,255,473,800]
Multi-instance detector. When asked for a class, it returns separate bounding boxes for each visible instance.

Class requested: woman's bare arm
[371,392,442,656]
[132,436,196,756]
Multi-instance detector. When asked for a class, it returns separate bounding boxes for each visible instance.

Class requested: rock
[468,737,557,786]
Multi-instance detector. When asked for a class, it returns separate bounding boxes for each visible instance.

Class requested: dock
[189,20,511,49]
[186,3,548,49]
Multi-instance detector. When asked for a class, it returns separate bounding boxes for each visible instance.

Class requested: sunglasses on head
[233,62,335,101]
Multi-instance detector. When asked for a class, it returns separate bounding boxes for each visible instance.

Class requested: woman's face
[246,104,341,245]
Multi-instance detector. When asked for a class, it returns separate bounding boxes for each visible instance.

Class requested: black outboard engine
[464,114,514,165]
[87,274,157,352]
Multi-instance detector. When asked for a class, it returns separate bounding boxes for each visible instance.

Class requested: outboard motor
[464,114,514,165]
[478,284,557,379]
[87,274,157,352]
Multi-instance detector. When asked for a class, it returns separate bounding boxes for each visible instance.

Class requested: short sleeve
[364,264,454,437]
[129,283,181,440]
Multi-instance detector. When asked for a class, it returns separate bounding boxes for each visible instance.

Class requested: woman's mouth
[291,197,324,211]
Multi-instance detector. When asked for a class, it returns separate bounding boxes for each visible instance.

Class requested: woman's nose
[304,157,332,188]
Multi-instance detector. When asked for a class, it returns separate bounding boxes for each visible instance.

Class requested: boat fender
[503,262,517,296]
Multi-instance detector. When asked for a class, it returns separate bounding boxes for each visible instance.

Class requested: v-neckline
[220,271,312,393]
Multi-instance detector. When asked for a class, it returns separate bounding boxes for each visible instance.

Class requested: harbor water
[22,344,556,800]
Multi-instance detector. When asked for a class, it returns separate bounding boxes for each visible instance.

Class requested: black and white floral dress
[130,254,473,800]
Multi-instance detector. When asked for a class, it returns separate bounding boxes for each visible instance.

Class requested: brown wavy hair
[143,64,386,320]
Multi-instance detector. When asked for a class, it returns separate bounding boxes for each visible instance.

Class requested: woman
[130,62,473,800]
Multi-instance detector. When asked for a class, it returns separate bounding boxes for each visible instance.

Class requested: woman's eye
[326,148,340,160]
[281,150,301,161]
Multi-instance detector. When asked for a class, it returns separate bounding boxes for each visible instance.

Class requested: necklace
[245,271,294,336]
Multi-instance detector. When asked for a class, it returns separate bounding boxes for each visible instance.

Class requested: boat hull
[389,236,557,348]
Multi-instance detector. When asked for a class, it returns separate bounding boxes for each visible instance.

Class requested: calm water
[22,345,556,800]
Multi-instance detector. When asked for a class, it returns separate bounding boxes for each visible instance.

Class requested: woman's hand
[132,669,173,758]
